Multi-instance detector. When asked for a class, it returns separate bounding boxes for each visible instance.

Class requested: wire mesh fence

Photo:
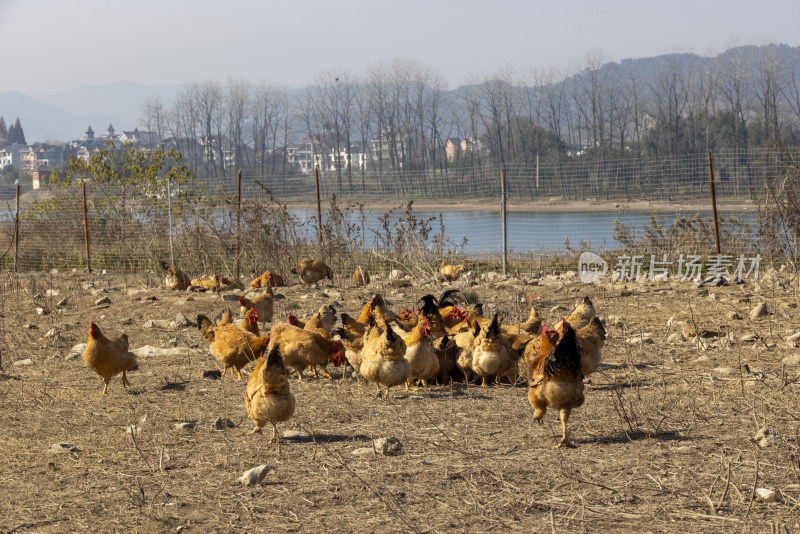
[0,148,786,279]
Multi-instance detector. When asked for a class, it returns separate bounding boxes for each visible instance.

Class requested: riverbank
[282,198,757,213]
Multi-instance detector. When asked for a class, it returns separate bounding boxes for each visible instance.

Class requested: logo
[579,252,608,283]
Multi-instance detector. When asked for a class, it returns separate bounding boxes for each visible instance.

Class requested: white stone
[239,465,271,486]
[132,345,199,358]
[755,488,779,502]
[627,333,654,344]
[750,303,768,319]
[282,430,312,441]
[786,332,800,343]
[754,428,783,448]
[782,354,800,366]
[67,343,87,360]
[373,437,403,456]
[49,442,77,454]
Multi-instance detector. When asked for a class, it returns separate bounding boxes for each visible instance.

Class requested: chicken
[218,305,259,335]
[303,304,338,337]
[245,346,296,445]
[191,273,220,292]
[554,297,605,376]
[411,293,448,340]
[240,286,274,326]
[340,312,367,337]
[504,307,543,336]
[439,259,465,282]
[159,260,191,291]
[519,322,552,377]
[557,296,597,332]
[502,331,533,384]
[576,317,606,376]
[343,293,395,332]
[217,274,244,291]
[268,321,345,381]
[392,306,419,332]
[471,314,513,387]
[287,312,304,328]
[454,322,481,383]
[351,265,370,286]
[291,258,333,287]
[360,323,409,400]
[433,333,460,384]
[82,322,138,395]
[369,293,400,327]
[528,322,584,448]
[250,270,283,289]
[197,314,270,380]
[239,307,261,336]
[402,317,439,389]
[439,299,483,333]
[338,315,377,373]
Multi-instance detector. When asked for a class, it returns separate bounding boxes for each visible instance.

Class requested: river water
[289,207,757,255]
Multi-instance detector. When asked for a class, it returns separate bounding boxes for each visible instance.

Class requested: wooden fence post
[82,181,92,273]
[707,152,721,255]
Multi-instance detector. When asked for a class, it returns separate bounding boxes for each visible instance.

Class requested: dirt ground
[0,266,799,533]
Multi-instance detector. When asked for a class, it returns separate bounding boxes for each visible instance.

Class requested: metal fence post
[236,169,241,279]
[14,182,19,272]
[82,180,92,273]
[166,177,174,265]
[315,166,323,251]
[501,169,508,275]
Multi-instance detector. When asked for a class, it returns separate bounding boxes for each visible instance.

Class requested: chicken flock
[83,257,606,448]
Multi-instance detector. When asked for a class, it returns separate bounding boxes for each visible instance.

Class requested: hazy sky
[1,0,798,95]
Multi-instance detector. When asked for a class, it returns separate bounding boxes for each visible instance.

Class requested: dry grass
[0,268,799,533]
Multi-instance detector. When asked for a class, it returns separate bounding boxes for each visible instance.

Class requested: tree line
[134,44,800,184]
[0,117,27,146]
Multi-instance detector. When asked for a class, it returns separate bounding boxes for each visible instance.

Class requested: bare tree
[754,45,783,146]
[226,79,252,174]
[195,80,224,178]
[716,46,754,152]
[352,77,374,190]
[571,51,613,159]
[169,84,201,170]
[646,54,691,156]
[251,82,289,177]
[142,96,167,149]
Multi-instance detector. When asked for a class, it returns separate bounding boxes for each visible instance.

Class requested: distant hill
[3,44,800,145]
[0,81,182,143]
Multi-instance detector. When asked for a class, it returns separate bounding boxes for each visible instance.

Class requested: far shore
[281,198,757,213]
[18,188,756,213]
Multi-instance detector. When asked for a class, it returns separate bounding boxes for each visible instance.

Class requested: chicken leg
[557,408,576,448]
[270,422,283,454]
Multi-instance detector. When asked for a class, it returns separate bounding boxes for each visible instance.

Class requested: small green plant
[461,289,479,305]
